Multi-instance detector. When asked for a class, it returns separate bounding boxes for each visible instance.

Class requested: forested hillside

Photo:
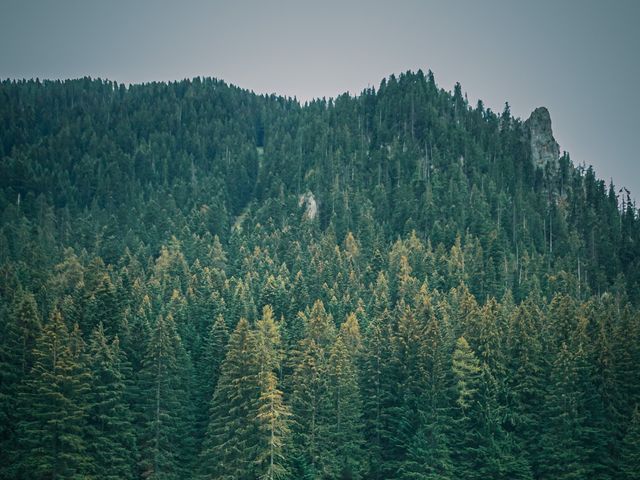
[1,71,639,479]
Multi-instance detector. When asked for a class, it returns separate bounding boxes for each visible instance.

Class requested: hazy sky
[2,0,639,196]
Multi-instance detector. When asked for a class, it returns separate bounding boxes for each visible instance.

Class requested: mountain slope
[1,71,639,479]
[0,71,637,300]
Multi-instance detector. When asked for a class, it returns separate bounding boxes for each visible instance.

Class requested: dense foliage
[0,71,639,479]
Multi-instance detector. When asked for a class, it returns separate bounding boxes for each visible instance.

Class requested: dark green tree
[451,336,483,480]
[287,300,336,478]
[201,318,259,479]
[326,331,365,479]
[619,405,640,479]
[194,314,229,450]
[399,293,455,480]
[360,309,395,480]
[15,311,92,479]
[255,305,290,480]
[138,313,192,480]
[86,323,136,479]
[538,342,590,480]
[0,288,41,477]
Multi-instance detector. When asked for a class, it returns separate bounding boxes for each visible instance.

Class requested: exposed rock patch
[524,106,560,169]
[298,191,318,220]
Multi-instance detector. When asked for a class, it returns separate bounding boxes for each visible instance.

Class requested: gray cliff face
[524,107,560,169]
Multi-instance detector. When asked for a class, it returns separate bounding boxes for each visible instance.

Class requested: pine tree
[384,301,425,475]
[201,318,259,479]
[255,306,290,480]
[288,300,336,478]
[451,332,533,480]
[0,288,41,477]
[302,299,337,348]
[194,314,229,451]
[399,295,455,480]
[256,372,290,480]
[451,336,482,480]
[83,268,121,336]
[120,292,152,471]
[288,337,328,479]
[86,323,135,479]
[340,312,363,354]
[15,311,92,479]
[326,331,365,479]
[576,300,615,479]
[370,271,391,319]
[619,405,640,479]
[360,309,395,480]
[538,342,589,480]
[505,299,547,476]
[1,288,41,378]
[138,313,191,480]
[255,306,282,376]
[399,411,453,480]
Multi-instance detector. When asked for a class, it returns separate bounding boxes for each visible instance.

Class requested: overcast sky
[2,0,639,197]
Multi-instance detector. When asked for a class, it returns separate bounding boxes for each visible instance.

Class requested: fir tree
[194,314,229,450]
[0,288,41,477]
[399,411,454,480]
[538,342,590,480]
[201,318,259,479]
[15,311,92,479]
[360,309,395,480]
[138,313,191,480]
[399,293,455,480]
[619,405,640,479]
[256,372,290,480]
[505,299,547,476]
[288,300,336,478]
[384,301,425,475]
[451,336,482,480]
[326,332,365,479]
[86,323,136,479]
[255,305,290,480]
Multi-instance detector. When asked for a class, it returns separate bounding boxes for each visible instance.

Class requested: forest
[0,70,639,479]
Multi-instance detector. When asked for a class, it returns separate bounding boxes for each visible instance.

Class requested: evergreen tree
[138,313,191,480]
[505,299,547,476]
[194,314,229,450]
[15,311,92,479]
[1,288,41,378]
[255,306,290,480]
[86,323,135,479]
[288,300,336,478]
[399,293,455,480]
[256,372,290,480]
[360,309,395,480]
[538,342,590,480]
[201,318,259,479]
[326,331,365,479]
[619,405,640,479]
[384,301,425,476]
[0,288,41,477]
[451,336,482,480]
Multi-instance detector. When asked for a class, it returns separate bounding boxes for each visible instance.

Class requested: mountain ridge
[1,70,637,302]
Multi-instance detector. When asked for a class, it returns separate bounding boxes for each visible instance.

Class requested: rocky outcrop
[298,191,318,220]
[524,107,560,169]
